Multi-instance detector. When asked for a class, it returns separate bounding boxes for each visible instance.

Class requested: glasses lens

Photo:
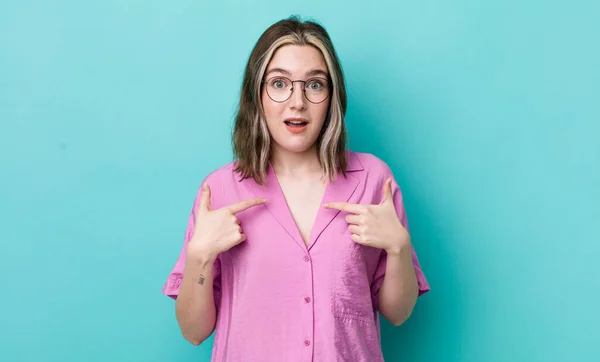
[266,77,292,102]
[305,78,329,103]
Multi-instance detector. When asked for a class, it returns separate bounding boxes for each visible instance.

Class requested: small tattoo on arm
[197,274,206,285]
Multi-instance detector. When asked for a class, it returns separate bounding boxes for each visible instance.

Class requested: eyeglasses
[262,76,330,104]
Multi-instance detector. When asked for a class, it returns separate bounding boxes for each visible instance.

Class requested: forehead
[266,44,328,77]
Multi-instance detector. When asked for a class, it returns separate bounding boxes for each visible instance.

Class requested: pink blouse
[163,151,430,361]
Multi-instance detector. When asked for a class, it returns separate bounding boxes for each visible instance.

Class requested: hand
[324,178,410,254]
[187,182,267,261]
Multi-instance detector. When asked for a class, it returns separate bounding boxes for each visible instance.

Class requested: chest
[278,178,327,245]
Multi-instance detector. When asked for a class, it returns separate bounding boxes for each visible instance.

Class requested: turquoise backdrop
[1,1,598,361]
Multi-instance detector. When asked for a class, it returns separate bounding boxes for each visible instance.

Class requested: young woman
[162,16,430,362]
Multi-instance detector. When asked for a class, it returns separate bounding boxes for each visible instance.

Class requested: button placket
[302,252,314,358]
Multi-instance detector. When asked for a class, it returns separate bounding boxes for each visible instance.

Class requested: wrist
[385,237,411,256]
[187,240,219,266]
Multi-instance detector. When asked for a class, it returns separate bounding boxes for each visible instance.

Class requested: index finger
[226,198,268,214]
[323,202,364,214]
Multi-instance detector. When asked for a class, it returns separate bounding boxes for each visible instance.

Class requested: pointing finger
[226,198,268,214]
[323,202,364,214]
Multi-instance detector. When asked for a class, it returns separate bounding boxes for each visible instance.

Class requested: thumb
[198,182,212,213]
[381,177,393,204]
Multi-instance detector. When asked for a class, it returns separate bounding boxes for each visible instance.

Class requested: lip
[284,117,309,124]
[283,117,309,134]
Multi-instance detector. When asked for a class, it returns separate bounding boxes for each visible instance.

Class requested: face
[261,44,331,156]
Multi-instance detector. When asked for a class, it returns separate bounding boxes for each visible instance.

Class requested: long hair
[232,16,348,185]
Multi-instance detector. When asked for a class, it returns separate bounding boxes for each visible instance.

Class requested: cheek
[261,94,282,122]
[312,101,330,125]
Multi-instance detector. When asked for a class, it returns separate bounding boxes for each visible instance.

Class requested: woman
[162,16,430,362]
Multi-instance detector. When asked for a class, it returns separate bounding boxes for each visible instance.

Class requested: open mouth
[284,120,309,127]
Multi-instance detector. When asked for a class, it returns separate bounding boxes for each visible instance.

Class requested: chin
[273,138,318,154]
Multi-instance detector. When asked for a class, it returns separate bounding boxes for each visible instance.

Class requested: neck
[270,145,322,178]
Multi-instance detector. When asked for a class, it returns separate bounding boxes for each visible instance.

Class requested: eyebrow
[265,67,329,78]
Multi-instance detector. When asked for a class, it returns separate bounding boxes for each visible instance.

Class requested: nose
[289,81,307,110]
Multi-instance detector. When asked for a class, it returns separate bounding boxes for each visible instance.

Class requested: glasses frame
[261,76,331,104]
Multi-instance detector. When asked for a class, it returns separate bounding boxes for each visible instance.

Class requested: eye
[307,79,325,91]
[270,78,289,89]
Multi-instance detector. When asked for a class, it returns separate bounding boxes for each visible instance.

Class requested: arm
[164,181,266,345]
[175,249,219,346]
[377,245,419,326]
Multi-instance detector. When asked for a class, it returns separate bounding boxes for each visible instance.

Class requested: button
[304,340,311,346]
[304,297,311,303]
[303,255,310,262]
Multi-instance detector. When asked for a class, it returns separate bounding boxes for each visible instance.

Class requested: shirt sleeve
[371,172,430,309]
[161,182,222,308]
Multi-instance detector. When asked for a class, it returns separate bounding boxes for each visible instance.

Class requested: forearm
[377,245,419,326]
[175,252,218,345]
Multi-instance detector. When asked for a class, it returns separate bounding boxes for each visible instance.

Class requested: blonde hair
[232,16,348,185]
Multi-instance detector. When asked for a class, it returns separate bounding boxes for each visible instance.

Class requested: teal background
[1,0,598,361]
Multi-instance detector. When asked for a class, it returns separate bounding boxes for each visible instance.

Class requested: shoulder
[191,161,243,210]
[347,150,394,179]
[346,151,405,205]
[202,161,239,185]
